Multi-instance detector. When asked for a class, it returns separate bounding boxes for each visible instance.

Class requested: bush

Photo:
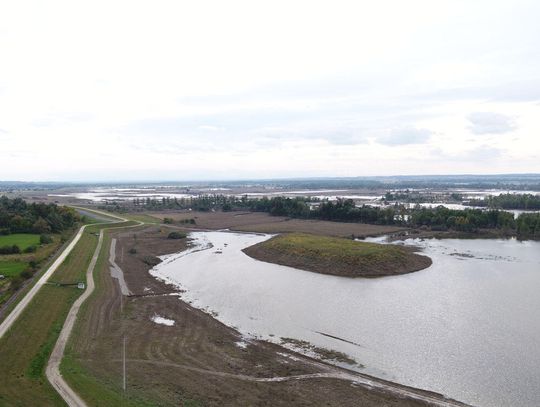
[163,217,174,224]
[10,276,24,290]
[142,256,161,266]
[167,231,186,240]
[179,218,196,225]
[24,245,37,253]
[40,234,53,244]
[128,247,137,254]
[20,269,33,279]
[0,245,21,254]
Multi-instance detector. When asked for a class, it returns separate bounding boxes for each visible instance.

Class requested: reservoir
[151,231,540,407]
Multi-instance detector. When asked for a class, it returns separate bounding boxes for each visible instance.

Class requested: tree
[33,217,51,234]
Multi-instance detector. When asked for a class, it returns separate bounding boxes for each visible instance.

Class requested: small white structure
[77,282,86,289]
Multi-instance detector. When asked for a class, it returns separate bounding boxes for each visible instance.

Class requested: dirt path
[109,238,132,296]
[46,228,105,407]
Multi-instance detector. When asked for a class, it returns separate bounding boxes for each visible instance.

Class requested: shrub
[24,245,37,253]
[167,231,186,240]
[128,248,137,254]
[142,256,161,266]
[40,234,53,244]
[0,245,21,254]
[163,217,174,224]
[10,276,24,290]
[20,269,33,279]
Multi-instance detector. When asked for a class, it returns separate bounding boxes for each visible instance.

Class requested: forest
[0,196,80,235]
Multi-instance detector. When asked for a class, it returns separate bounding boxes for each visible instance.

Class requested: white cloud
[376,127,432,146]
[468,112,516,135]
[0,0,539,180]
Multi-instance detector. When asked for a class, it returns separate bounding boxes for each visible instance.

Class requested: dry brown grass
[152,211,404,238]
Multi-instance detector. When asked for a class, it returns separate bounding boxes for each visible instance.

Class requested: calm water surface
[151,232,540,407]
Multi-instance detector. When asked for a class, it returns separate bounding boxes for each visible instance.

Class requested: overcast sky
[1,0,539,181]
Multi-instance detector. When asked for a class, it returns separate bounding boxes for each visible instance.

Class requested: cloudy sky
[1,0,539,181]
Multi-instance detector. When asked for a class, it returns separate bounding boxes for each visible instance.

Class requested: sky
[1,0,539,181]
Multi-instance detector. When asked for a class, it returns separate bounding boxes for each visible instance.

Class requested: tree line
[99,194,540,238]
[0,196,80,235]
[465,193,540,210]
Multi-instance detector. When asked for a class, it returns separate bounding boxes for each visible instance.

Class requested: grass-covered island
[243,233,432,278]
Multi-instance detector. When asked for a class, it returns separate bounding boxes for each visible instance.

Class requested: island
[243,233,432,278]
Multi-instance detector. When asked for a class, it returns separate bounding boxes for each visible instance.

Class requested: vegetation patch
[0,233,41,251]
[0,260,28,276]
[280,337,359,366]
[168,231,187,239]
[243,233,432,278]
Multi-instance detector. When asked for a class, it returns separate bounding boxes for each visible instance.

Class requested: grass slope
[0,233,40,250]
[61,230,153,407]
[0,222,135,406]
[243,233,432,278]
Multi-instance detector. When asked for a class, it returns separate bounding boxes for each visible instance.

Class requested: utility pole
[123,335,126,392]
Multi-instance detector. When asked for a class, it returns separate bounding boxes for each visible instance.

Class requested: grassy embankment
[243,233,432,278]
[0,220,136,406]
[60,227,156,407]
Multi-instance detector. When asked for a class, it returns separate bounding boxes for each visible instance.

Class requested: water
[150,231,540,407]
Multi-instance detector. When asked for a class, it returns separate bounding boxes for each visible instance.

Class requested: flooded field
[151,231,540,407]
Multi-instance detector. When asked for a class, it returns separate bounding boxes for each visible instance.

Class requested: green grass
[0,261,27,277]
[243,232,430,278]
[122,212,161,224]
[263,233,407,264]
[0,233,41,251]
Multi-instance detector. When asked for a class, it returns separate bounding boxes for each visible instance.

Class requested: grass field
[0,233,41,250]
[0,261,28,277]
[263,233,404,258]
[0,221,137,406]
[243,233,432,278]
[0,234,63,310]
